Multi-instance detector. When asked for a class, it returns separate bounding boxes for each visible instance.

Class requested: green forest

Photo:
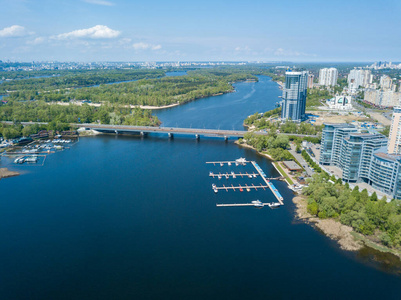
[0,69,165,94]
[304,173,401,250]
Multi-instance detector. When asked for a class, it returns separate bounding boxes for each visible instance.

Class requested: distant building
[327,96,352,110]
[380,75,393,90]
[307,74,314,89]
[281,70,308,122]
[347,69,372,93]
[364,89,400,108]
[318,68,338,86]
[387,107,401,154]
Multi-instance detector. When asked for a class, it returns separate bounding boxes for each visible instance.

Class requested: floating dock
[216,202,280,209]
[209,172,258,178]
[251,161,284,205]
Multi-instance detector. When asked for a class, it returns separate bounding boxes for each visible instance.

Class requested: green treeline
[304,173,401,249]
[0,101,159,139]
[244,108,322,136]
[0,69,165,94]
[306,88,331,107]
[242,132,294,161]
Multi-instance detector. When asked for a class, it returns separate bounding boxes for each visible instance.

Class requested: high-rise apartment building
[387,107,401,154]
[380,75,393,90]
[307,74,314,89]
[318,68,338,86]
[281,70,308,122]
[347,69,372,93]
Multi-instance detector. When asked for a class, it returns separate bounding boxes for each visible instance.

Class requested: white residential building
[318,68,338,86]
[348,69,372,93]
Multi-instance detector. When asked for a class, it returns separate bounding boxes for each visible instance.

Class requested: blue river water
[1,76,401,299]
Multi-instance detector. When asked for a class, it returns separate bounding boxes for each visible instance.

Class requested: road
[289,144,314,177]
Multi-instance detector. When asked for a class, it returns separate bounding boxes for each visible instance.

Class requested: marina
[209,158,284,207]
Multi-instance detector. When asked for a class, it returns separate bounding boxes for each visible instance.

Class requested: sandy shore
[0,168,20,180]
[50,101,180,110]
[234,141,274,160]
[292,196,363,251]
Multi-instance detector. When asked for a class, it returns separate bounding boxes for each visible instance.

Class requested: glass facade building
[369,149,401,199]
[319,123,358,165]
[319,123,401,199]
[281,71,308,122]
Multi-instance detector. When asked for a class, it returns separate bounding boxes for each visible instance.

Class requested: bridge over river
[1,121,318,140]
[72,123,318,140]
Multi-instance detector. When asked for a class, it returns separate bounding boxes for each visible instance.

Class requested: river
[1,76,401,299]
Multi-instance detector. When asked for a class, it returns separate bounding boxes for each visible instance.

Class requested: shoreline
[0,168,20,180]
[236,140,401,260]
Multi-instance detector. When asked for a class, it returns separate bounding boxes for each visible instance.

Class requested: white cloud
[133,42,162,51]
[27,37,45,45]
[234,46,251,52]
[83,0,115,6]
[273,48,315,57]
[0,25,30,38]
[53,25,121,40]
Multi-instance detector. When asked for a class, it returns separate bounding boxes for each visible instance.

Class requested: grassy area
[273,162,294,185]
[350,232,401,258]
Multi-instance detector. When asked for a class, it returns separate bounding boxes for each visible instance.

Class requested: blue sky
[0,0,400,62]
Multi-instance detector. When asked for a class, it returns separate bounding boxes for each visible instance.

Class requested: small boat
[212,184,218,193]
[235,157,246,165]
[25,155,38,163]
[209,171,213,177]
[246,187,251,192]
[269,203,281,209]
[252,200,264,208]
[239,187,243,192]
[228,162,231,166]
[231,171,236,178]
[14,156,25,164]
[225,174,229,179]
[235,162,239,166]
[220,162,224,167]
[248,174,252,179]
[218,174,222,180]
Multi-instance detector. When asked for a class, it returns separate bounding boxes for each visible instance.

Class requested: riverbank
[237,140,401,260]
[0,168,20,180]
[293,195,363,251]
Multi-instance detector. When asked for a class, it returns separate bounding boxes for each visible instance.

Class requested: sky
[0,0,400,62]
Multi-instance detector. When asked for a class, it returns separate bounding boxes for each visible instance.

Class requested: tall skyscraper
[281,70,308,122]
[387,107,401,154]
[318,68,338,86]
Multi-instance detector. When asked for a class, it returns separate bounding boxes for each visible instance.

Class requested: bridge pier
[168,133,174,139]
[195,134,200,140]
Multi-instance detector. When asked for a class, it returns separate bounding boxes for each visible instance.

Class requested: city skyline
[0,0,401,62]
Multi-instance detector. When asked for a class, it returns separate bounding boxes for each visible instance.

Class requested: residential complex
[319,123,401,199]
[364,75,400,108]
[281,70,308,122]
[364,89,401,108]
[347,68,372,93]
[318,68,338,87]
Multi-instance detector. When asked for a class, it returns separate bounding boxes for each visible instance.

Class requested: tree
[370,192,378,202]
